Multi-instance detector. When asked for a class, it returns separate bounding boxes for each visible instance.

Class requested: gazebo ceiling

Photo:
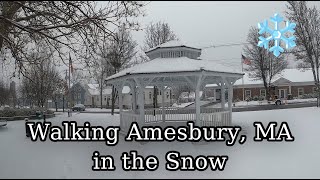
[105,57,244,84]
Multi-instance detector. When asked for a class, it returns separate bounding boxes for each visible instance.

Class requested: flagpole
[69,53,71,108]
[241,55,245,102]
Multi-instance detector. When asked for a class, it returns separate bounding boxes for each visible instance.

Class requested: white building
[72,82,172,108]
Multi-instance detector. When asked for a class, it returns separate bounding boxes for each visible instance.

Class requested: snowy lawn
[1,108,320,178]
[207,98,317,108]
[171,102,194,108]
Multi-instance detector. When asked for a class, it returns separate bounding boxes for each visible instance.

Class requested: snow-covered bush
[301,93,316,99]
[258,96,265,101]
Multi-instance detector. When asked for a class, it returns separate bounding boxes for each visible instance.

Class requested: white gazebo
[105,41,244,132]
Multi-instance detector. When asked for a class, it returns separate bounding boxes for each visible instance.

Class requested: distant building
[204,68,318,102]
[67,82,172,108]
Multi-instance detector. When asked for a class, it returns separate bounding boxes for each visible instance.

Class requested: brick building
[204,68,317,102]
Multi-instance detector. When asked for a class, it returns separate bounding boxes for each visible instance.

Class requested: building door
[278,89,287,99]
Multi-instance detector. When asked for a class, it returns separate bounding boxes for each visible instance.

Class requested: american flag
[242,54,251,65]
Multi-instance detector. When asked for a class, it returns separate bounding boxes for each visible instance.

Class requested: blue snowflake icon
[257,13,296,57]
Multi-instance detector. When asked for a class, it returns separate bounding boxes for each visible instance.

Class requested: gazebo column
[117,82,124,113]
[160,85,166,122]
[134,78,146,126]
[195,75,204,126]
[129,82,137,113]
[227,84,233,126]
[221,82,226,110]
[223,77,234,126]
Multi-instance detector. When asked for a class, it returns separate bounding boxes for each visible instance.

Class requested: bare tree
[285,1,320,107]
[143,21,178,109]
[243,27,288,101]
[144,21,178,50]
[20,45,63,108]
[102,26,137,114]
[0,1,145,77]
[91,55,113,109]
[0,80,10,106]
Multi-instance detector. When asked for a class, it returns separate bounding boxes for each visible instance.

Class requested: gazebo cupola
[145,40,202,60]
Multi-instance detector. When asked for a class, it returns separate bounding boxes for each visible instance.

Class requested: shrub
[0,108,54,117]
[235,98,241,102]
[258,96,265,101]
[301,93,315,99]
[253,96,259,101]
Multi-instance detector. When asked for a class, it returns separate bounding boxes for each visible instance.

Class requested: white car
[0,119,7,127]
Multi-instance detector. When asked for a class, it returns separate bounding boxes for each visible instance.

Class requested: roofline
[105,70,244,84]
[145,45,202,54]
[233,81,316,88]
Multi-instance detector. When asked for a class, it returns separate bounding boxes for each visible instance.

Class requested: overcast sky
[2,1,320,86]
[131,1,319,68]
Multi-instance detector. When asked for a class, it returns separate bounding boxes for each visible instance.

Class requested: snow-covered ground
[1,108,320,178]
[171,102,194,108]
[207,98,317,108]
[49,108,120,113]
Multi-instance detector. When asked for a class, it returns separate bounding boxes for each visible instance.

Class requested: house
[69,82,172,108]
[204,68,317,102]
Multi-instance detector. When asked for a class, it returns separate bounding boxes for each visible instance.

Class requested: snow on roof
[122,86,130,94]
[106,57,243,81]
[145,40,201,53]
[87,84,131,95]
[234,68,315,86]
[87,84,99,89]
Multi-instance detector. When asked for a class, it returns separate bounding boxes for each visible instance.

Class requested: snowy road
[1,108,320,178]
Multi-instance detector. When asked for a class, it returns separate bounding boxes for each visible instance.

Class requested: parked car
[72,104,86,111]
[0,119,7,127]
[269,95,284,105]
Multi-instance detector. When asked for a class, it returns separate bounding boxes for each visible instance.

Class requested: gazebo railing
[120,111,140,132]
[120,108,231,130]
[144,107,224,123]
[200,111,230,126]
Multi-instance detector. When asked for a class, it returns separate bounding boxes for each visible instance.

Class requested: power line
[201,42,250,49]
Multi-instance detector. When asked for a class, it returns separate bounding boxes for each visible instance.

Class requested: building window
[149,92,152,100]
[166,92,169,99]
[104,96,107,101]
[77,93,81,100]
[245,90,251,99]
[313,87,317,94]
[260,89,266,97]
[298,88,304,97]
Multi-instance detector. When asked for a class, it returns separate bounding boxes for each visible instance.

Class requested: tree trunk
[55,101,58,112]
[62,95,65,112]
[111,86,118,115]
[100,83,103,109]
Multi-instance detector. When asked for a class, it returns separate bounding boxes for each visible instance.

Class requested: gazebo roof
[106,57,243,82]
[145,40,201,53]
